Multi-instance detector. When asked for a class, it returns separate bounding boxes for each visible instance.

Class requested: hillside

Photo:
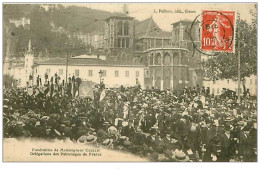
[3,4,124,58]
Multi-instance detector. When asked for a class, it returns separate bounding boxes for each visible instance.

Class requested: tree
[202,7,257,81]
[3,74,18,89]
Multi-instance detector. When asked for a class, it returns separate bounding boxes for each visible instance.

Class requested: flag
[99,89,106,101]
[39,87,44,94]
[79,81,94,99]
[27,87,34,96]
[34,88,40,96]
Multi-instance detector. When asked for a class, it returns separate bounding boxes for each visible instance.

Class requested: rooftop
[135,16,171,39]
[171,19,198,26]
[105,13,134,21]
[34,58,145,67]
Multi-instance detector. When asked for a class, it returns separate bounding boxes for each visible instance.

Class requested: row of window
[213,79,257,85]
[117,21,129,36]
[45,69,140,78]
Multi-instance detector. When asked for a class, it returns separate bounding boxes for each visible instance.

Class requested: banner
[27,87,34,96]
[79,81,94,99]
[100,89,106,101]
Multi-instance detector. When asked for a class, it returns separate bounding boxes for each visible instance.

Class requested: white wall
[10,66,26,87]
[203,75,257,96]
[33,64,145,88]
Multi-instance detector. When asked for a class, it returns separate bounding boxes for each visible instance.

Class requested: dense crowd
[3,82,257,162]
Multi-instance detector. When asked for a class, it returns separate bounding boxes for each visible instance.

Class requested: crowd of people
[3,81,257,162]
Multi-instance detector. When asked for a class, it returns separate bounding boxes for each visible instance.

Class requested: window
[118,38,121,48]
[75,69,79,77]
[118,21,123,35]
[250,79,252,84]
[124,22,129,35]
[212,88,215,94]
[59,69,63,75]
[18,79,21,86]
[227,79,229,84]
[35,69,37,74]
[88,70,93,77]
[125,71,129,77]
[180,27,184,41]
[103,70,106,77]
[217,88,219,94]
[136,71,139,77]
[115,70,119,77]
[46,69,51,75]
[122,39,125,48]
[126,38,129,48]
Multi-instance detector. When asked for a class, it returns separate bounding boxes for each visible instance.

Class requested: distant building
[203,75,257,96]
[71,53,106,61]
[9,17,30,29]
[74,31,105,50]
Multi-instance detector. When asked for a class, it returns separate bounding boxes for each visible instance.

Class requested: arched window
[122,39,125,48]
[118,21,123,35]
[150,54,154,65]
[155,53,161,65]
[107,53,111,61]
[124,21,129,35]
[118,38,121,48]
[181,52,188,65]
[163,53,171,65]
[126,38,129,48]
[121,52,127,61]
[173,52,179,65]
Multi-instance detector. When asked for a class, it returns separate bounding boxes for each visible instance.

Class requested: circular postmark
[188,10,235,56]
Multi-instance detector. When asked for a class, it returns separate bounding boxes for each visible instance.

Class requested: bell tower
[104,14,135,61]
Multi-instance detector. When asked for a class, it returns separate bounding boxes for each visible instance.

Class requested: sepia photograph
[2,3,257,162]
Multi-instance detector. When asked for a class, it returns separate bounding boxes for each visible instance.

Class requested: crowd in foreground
[3,83,257,162]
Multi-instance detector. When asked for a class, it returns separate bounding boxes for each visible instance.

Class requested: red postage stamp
[201,10,235,53]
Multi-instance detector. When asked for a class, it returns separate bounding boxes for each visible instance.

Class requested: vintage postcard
[2,3,257,162]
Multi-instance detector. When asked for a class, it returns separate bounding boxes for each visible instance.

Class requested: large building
[104,15,135,61]
[32,58,145,88]
[135,19,202,91]
[7,40,145,88]
[203,75,257,96]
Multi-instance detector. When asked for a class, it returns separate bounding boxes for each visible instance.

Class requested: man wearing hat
[121,120,135,140]
[218,123,233,162]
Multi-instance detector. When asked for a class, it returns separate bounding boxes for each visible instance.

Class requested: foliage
[3,4,120,58]
[3,74,17,89]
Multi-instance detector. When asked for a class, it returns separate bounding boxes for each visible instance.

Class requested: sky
[65,3,256,31]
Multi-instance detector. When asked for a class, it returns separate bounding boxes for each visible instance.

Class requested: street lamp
[98,70,103,84]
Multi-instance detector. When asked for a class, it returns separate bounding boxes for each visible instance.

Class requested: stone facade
[104,16,135,61]
[143,20,202,91]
